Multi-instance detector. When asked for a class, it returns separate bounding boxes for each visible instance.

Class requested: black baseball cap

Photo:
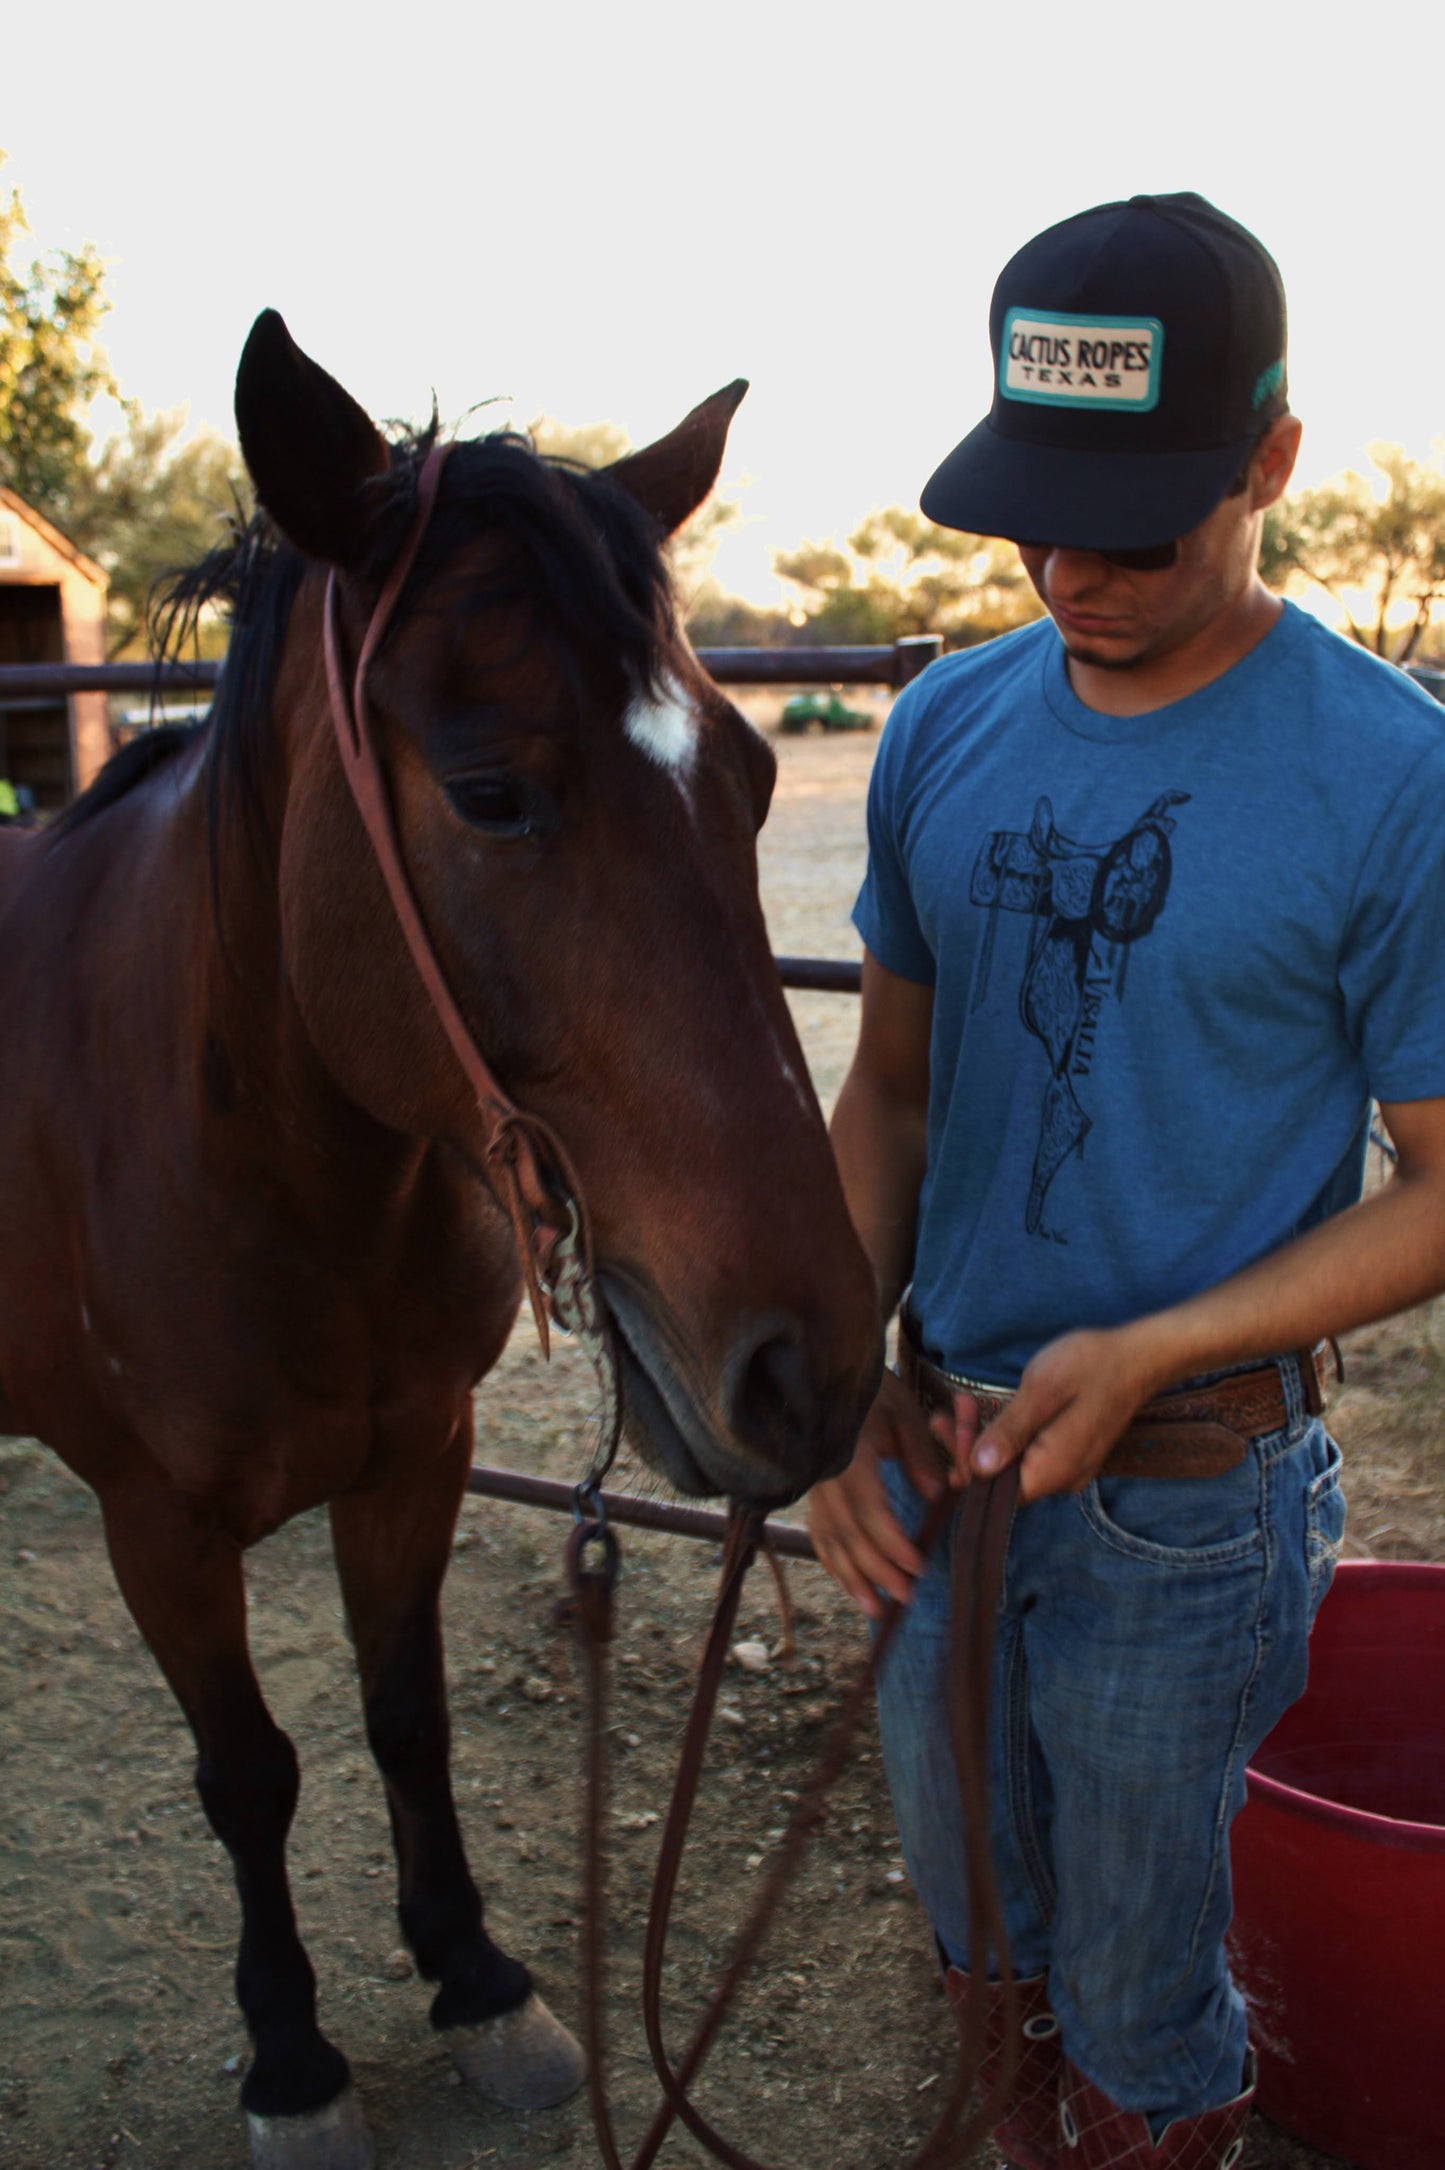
[920,192,1288,551]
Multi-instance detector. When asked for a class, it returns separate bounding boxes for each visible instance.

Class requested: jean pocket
[1305,1431,1346,1617]
[1081,1452,1265,1568]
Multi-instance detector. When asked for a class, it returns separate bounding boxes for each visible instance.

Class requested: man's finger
[811,1492,924,1614]
[811,1509,920,1615]
[876,1373,947,1500]
[971,1400,1037,1477]
[808,1451,928,1617]
[971,1367,1077,1476]
[927,1399,980,1489]
[848,1486,927,1579]
[1014,1417,1110,1504]
[811,1530,891,1619]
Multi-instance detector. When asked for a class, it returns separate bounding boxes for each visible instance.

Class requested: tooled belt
[897,1310,1339,1480]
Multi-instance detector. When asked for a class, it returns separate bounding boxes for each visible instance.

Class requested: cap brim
[920,417,1254,550]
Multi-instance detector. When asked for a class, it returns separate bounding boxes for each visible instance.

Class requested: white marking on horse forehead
[625,677,700,776]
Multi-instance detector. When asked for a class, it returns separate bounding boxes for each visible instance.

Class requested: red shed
[0,486,109,810]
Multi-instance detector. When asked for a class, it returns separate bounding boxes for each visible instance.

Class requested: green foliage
[773,509,1043,650]
[0,154,249,656]
[0,156,114,527]
[67,406,250,657]
[684,582,793,647]
[1264,445,1445,663]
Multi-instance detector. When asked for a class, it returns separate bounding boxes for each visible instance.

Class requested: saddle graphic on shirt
[969,790,1190,1240]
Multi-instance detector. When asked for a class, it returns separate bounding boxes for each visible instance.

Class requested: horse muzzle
[598,1271,879,1508]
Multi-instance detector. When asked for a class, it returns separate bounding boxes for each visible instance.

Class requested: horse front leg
[100,1475,371,2170]
[327,1412,584,2111]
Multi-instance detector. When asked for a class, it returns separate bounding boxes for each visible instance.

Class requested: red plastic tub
[1230,1561,1445,2170]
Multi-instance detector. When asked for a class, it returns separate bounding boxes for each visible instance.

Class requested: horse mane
[55,423,677,852]
[48,720,201,839]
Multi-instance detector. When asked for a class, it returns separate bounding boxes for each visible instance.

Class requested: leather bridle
[321,441,604,1370]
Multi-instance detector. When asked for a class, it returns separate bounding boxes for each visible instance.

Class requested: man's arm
[959,1095,1445,1502]
[808,952,957,1617]
[829,951,933,1321]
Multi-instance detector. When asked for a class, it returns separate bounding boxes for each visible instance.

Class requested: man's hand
[933,1326,1159,1504]
[809,1369,975,1617]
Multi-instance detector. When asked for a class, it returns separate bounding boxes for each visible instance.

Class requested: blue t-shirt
[853,602,1445,1382]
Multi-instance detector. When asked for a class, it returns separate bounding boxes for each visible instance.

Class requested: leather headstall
[320,441,594,1364]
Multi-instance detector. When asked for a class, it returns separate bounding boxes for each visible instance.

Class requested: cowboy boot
[944,1967,1062,2170]
[1059,2051,1256,2169]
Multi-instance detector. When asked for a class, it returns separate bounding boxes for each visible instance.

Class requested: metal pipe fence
[0,635,942,706]
[463,1464,818,1558]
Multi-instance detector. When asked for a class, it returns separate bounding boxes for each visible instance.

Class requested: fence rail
[9,647,1441,709]
[0,636,942,706]
[774,956,862,994]
[463,1463,817,1558]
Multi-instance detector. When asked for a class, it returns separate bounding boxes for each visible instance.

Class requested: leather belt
[897,1312,1337,1481]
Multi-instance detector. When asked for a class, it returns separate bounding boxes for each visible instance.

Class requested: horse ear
[234,310,391,565]
[605,380,748,537]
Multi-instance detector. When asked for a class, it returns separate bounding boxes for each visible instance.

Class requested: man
[809,193,1445,2168]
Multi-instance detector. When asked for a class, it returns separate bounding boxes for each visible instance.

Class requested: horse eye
[444,772,554,838]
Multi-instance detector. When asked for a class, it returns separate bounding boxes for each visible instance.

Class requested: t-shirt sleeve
[851,683,937,986]
[1340,733,1445,1102]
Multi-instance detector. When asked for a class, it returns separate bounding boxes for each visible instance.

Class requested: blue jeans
[876,1381,1346,2126]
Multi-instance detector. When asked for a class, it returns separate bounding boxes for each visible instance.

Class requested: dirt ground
[3,719,1441,2170]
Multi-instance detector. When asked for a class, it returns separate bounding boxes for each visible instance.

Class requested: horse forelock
[122,428,678,875]
[392,437,677,702]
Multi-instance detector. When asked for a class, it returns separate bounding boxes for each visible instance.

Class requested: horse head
[231,311,881,1507]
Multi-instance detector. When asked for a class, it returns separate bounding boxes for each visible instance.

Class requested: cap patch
[1000,308,1163,412]
[1252,358,1285,410]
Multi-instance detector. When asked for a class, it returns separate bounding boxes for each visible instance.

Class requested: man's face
[1015,418,1301,672]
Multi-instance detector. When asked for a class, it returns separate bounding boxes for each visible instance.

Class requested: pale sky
[7,2,1442,604]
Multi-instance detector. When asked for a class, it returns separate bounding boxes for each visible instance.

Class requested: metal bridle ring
[572,1477,609,1536]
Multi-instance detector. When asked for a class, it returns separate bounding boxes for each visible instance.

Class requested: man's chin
[1057,632,1149,672]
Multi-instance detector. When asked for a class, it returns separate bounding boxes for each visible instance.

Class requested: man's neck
[1065,581,1285,717]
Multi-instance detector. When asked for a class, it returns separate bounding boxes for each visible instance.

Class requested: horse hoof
[246,2086,375,2170]
[445,1991,587,2109]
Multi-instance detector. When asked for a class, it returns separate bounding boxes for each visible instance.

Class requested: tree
[684,581,794,648]
[0,154,114,528]
[774,508,1043,650]
[66,406,249,657]
[0,154,251,655]
[1263,445,1445,664]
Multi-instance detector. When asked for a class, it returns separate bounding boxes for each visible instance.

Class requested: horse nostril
[726,1323,819,1458]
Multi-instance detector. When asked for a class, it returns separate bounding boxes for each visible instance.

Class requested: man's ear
[234,310,392,565]
[1251,414,1303,512]
[605,380,748,537]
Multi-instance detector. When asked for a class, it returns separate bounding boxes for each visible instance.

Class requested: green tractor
[778,691,874,734]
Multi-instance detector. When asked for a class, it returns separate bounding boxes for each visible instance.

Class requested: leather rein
[320,446,1019,2166]
[567,1470,1020,2170]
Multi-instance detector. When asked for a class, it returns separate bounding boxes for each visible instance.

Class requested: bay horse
[0,313,882,2170]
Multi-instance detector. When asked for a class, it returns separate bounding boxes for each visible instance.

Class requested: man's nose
[1042,546,1110,598]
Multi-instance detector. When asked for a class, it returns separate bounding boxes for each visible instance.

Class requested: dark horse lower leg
[0,314,882,2170]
